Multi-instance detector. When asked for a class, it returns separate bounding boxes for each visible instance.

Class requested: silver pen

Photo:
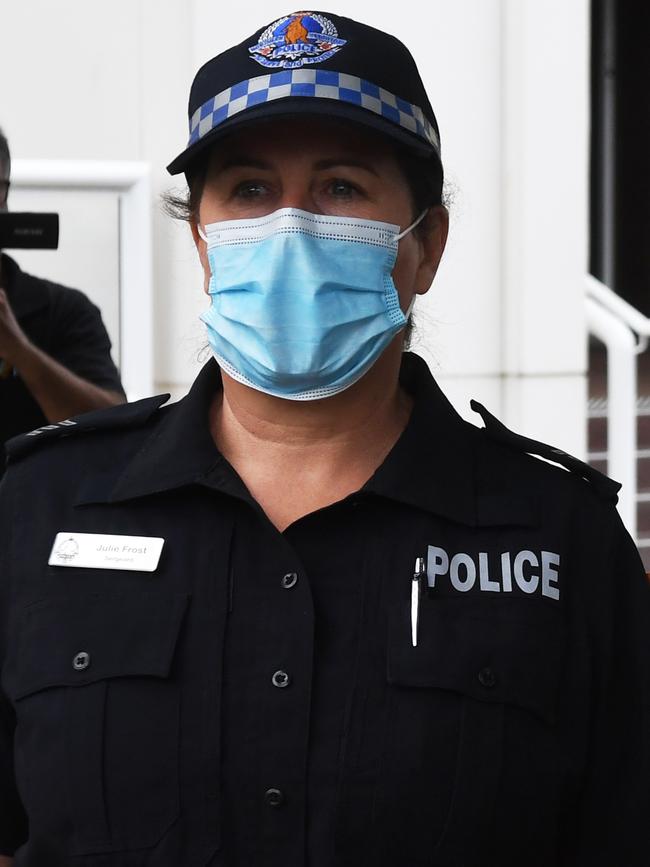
[411,556,426,647]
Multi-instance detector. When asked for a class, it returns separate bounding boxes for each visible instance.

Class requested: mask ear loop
[197,225,208,242]
[394,208,429,241]
[405,295,417,317]
[397,211,429,321]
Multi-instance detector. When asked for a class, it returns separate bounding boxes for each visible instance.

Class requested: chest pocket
[2,591,189,856]
[375,598,564,867]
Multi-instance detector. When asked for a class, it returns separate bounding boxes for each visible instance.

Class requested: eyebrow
[214,156,380,177]
[313,157,380,177]
[215,157,272,173]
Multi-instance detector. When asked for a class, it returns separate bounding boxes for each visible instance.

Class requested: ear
[413,206,449,296]
[190,220,211,294]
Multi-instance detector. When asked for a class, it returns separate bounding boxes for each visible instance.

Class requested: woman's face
[191,116,448,314]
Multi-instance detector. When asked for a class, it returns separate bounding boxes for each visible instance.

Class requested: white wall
[0,0,590,456]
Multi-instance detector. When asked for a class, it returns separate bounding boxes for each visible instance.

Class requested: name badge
[49,532,165,572]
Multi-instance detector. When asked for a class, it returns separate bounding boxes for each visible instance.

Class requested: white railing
[10,160,154,401]
[585,274,650,539]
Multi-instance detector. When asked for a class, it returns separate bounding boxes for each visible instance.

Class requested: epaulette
[470,399,621,503]
[5,393,170,462]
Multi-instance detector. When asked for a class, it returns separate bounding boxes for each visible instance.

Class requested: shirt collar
[362,352,478,525]
[86,353,481,526]
[103,358,249,505]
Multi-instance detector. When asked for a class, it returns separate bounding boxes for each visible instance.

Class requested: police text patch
[426,545,560,600]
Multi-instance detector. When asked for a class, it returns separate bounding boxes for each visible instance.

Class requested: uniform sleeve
[0,476,29,854]
[49,287,126,397]
[565,514,650,865]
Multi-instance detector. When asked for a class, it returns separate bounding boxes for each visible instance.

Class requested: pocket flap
[3,592,189,701]
[387,598,564,724]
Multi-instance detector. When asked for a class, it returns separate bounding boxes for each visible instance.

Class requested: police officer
[0,128,125,477]
[0,11,648,867]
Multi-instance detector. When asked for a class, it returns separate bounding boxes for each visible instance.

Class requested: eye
[233,180,269,199]
[327,178,360,198]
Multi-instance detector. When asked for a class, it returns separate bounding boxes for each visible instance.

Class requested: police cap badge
[167,10,441,176]
[249,13,347,70]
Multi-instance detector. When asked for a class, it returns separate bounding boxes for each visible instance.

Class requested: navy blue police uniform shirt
[0,253,125,474]
[0,351,648,866]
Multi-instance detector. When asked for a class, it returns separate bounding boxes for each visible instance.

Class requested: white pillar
[500,0,590,458]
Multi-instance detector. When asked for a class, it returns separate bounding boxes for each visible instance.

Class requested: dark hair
[0,127,10,178]
[162,161,208,224]
[394,146,444,221]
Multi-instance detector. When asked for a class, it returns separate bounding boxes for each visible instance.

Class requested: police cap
[167,10,442,176]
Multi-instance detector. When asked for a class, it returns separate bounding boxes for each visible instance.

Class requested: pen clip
[411,556,426,647]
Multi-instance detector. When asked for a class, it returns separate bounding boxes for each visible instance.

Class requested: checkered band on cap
[188,69,440,153]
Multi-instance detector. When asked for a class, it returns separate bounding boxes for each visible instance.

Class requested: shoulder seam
[5,394,170,463]
[470,399,621,503]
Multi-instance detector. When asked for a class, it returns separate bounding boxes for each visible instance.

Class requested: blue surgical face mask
[199,207,427,400]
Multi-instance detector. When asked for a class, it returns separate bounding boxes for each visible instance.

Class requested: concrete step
[588,396,650,415]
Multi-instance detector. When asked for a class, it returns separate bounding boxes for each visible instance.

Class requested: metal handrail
[586,274,650,351]
[585,297,637,536]
[585,275,650,539]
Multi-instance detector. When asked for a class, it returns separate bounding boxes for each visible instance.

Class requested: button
[272,670,291,688]
[73,651,90,671]
[281,572,298,589]
[478,667,497,688]
[264,787,284,807]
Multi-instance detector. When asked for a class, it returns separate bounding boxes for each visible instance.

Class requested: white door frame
[10,159,153,401]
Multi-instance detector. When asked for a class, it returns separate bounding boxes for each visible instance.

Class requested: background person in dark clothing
[0,129,125,473]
